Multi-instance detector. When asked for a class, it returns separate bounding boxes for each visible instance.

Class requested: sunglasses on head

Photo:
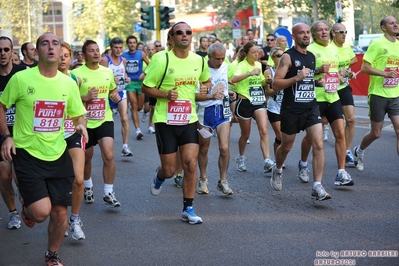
[267,38,275,41]
[0,47,11,53]
[174,30,192,36]
[274,54,283,58]
[335,30,347,34]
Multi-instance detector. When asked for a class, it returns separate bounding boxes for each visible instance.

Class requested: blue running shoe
[182,206,203,224]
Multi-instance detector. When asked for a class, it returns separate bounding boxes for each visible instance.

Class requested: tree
[0,0,50,44]
[72,0,141,45]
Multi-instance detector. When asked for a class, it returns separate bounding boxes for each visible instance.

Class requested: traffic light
[141,6,155,30]
[159,6,175,30]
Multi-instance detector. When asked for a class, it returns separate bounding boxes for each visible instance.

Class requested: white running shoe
[264,158,275,173]
[68,218,85,240]
[197,178,209,194]
[148,126,155,134]
[235,155,247,172]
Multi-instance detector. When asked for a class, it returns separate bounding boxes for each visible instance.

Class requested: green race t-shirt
[72,64,116,129]
[308,42,340,103]
[233,60,265,100]
[363,35,399,98]
[0,67,86,161]
[143,50,211,124]
[331,42,356,90]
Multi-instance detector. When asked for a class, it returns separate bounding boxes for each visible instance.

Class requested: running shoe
[84,187,94,204]
[270,166,283,191]
[353,146,364,172]
[264,158,275,173]
[334,170,354,186]
[217,180,233,195]
[297,161,310,183]
[121,146,133,157]
[68,218,85,240]
[103,192,121,207]
[197,178,209,194]
[136,129,143,140]
[141,112,148,122]
[182,206,203,224]
[112,108,118,115]
[235,155,247,172]
[311,184,331,201]
[148,126,155,134]
[246,139,251,144]
[8,210,21,229]
[174,174,183,188]
[346,150,355,167]
[45,251,63,266]
[150,173,164,196]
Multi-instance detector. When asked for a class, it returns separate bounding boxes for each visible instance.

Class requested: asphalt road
[1,96,398,266]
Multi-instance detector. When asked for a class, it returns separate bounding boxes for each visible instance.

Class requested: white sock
[300,160,308,168]
[122,144,128,149]
[84,178,93,188]
[104,184,113,196]
[338,169,345,175]
[313,181,321,189]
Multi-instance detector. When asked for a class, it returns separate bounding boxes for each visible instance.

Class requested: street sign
[274,27,293,48]
[335,1,343,20]
[232,19,241,29]
[134,23,142,33]
[232,29,241,39]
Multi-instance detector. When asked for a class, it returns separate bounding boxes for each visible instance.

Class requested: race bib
[125,60,139,74]
[248,86,266,105]
[324,72,339,93]
[295,79,315,102]
[222,96,232,118]
[273,91,284,104]
[6,104,16,126]
[64,115,75,133]
[383,67,399,88]
[85,98,106,120]
[167,100,192,125]
[33,100,65,133]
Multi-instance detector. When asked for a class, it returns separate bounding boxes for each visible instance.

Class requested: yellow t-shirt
[308,42,340,103]
[72,64,116,129]
[233,60,265,100]
[331,42,356,90]
[143,50,210,124]
[363,35,399,98]
[0,67,86,161]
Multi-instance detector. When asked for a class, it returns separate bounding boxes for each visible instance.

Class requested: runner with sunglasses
[330,23,358,167]
[142,22,211,224]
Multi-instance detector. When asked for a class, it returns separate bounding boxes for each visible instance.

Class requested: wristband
[0,134,11,143]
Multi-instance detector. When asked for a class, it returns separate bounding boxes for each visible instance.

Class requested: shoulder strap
[157,52,169,89]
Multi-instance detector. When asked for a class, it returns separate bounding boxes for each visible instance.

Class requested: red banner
[349,54,369,96]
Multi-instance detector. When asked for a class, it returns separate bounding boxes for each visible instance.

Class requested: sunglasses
[267,39,275,41]
[0,47,11,53]
[155,45,162,47]
[274,54,283,58]
[174,30,192,36]
[335,30,347,34]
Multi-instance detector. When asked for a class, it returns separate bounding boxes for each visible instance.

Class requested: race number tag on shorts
[248,86,266,105]
[64,115,75,133]
[222,96,232,118]
[295,79,315,102]
[383,67,399,88]
[85,98,106,120]
[33,100,65,132]
[167,100,192,125]
[324,72,339,93]
[6,104,16,126]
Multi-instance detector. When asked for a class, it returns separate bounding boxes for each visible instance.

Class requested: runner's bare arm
[109,88,121,102]
[361,60,398,78]
[0,103,15,161]
[273,54,308,91]
[99,56,108,67]
[142,52,150,65]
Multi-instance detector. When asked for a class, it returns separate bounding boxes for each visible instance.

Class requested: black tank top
[281,47,317,113]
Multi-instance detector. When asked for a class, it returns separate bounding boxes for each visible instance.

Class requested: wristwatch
[0,134,11,144]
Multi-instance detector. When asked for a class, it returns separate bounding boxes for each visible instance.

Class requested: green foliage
[0,0,50,44]
[72,0,141,44]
